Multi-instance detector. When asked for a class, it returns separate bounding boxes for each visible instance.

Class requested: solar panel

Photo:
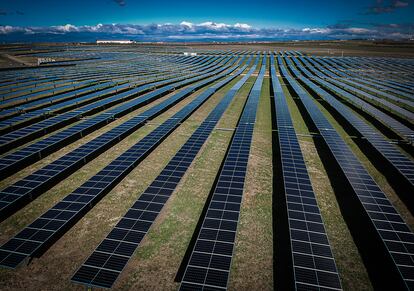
[278,55,414,290]
[0,56,242,269]
[270,54,342,290]
[179,55,266,291]
[71,56,259,289]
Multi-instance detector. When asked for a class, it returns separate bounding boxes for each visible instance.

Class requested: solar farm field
[0,44,413,291]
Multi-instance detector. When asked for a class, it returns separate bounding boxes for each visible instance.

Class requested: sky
[0,0,413,42]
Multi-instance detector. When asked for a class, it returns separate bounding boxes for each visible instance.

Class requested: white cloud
[302,27,330,34]
[54,24,78,33]
[199,22,229,30]
[90,23,103,31]
[180,21,194,27]
[234,23,252,30]
[0,25,19,34]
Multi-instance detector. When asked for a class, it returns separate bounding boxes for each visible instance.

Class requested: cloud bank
[0,21,413,42]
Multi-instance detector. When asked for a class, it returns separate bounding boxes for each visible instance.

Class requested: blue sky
[0,0,413,42]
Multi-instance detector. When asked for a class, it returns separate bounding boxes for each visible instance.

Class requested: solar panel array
[0,80,99,108]
[294,56,414,143]
[271,55,342,290]
[312,55,414,93]
[0,59,164,109]
[325,57,414,92]
[310,57,414,105]
[0,57,244,268]
[0,55,224,154]
[278,55,414,290]
[0,56,234,180]
[0,55,213,131]
[0,54,215,122]
[0,61,242,220]
[0,59,239,221]
[285,56,414,190]
[0,81,119,130]
[308,58,414,120]
[71,55,260,289]
[0,53,202,96]
[179,55,266,291]
[302,59,414,120]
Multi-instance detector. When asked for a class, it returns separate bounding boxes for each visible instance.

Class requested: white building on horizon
[96,40,135,44]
